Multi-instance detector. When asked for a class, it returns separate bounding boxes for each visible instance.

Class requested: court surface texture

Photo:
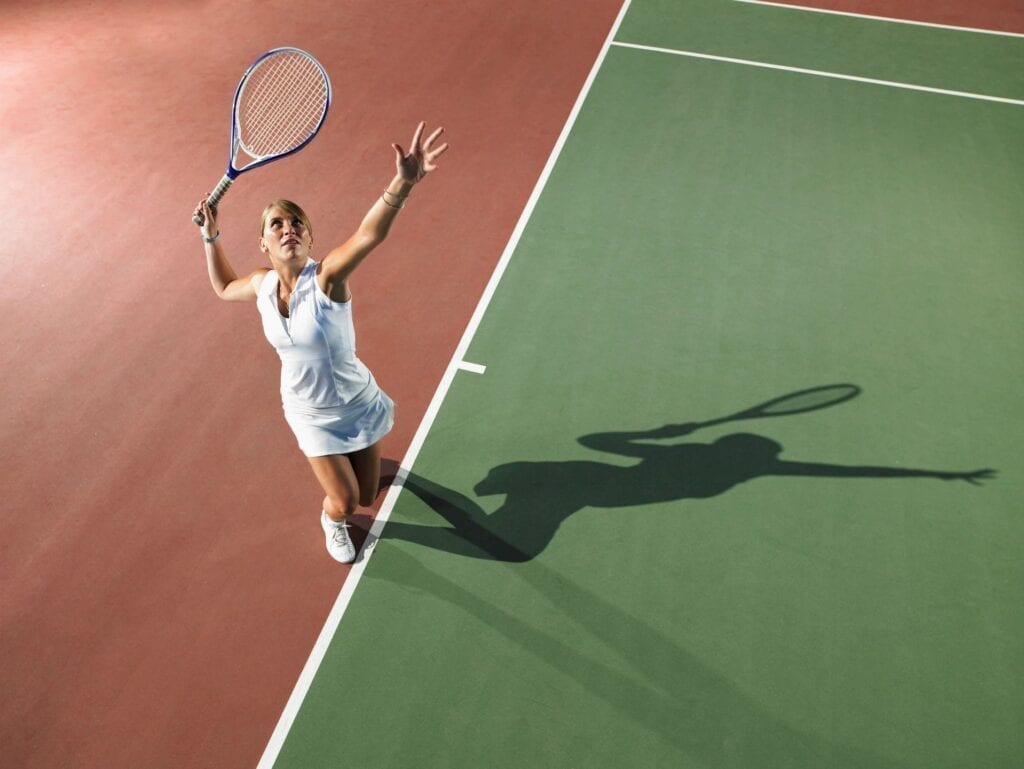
[2,2,1021,768]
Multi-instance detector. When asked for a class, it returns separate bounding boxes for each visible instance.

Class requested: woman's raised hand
[193,198,218,239]
[393,122,448,183]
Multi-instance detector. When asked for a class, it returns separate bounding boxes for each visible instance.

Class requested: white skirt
[283,382,394,457]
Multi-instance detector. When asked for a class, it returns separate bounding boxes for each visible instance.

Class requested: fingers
[393,143,408,176]
[423,125,445,150]
[399,123,447,155]
[395,123,449,180]
[427,142,449,161]
[423,140,449,172]
[962,469,996,485]
[193,197,218,230]
[410,121,425,151]
[421,124,448,171]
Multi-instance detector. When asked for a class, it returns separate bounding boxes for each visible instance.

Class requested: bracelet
[381,196,404,210]
[203,231,221,244]
[383,188,408,200]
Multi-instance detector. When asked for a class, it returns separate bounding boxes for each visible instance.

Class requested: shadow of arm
[771,461,996,485]
[579,423,701,457]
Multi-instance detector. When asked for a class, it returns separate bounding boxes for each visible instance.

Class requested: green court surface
[271,2,1023,767]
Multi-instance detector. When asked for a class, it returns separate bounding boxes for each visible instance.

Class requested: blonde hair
[259,199,312,238]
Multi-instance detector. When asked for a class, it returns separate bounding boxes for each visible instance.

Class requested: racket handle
[192,175,235,225]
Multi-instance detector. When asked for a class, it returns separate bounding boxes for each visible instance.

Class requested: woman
[193,122,448,563]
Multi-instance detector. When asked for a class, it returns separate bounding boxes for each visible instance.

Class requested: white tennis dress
[257,259,394,457]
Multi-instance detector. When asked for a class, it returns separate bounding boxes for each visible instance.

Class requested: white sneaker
[321,510,357,563]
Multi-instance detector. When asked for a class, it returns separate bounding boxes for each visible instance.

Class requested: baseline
[610,41,1024,106]
[732,0,1024,39]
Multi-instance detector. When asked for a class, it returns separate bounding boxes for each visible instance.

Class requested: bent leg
[308,453,360,522]
[308,442,383,521]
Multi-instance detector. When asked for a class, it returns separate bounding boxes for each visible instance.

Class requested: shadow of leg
[384,474,533,562]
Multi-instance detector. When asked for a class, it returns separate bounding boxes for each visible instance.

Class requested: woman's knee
[324,493,358,519]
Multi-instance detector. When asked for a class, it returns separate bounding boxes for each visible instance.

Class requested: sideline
[255,1,636,766]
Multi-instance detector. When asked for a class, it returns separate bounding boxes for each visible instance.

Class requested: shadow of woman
[369,388,994,767]
[385,419,994,562]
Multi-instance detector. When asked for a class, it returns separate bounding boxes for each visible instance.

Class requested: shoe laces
[331,522,353,547]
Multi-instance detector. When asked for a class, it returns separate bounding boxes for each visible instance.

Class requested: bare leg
[308,442,383,522]
[347,441,383,507]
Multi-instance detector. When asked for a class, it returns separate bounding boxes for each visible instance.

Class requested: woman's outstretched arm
[318,122,448,298]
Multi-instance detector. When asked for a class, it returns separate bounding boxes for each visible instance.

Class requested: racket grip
[192,175,235,225]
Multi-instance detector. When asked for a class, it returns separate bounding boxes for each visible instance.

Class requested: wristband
[203,231,221,244]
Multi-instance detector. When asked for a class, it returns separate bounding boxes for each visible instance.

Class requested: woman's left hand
[393,122,448,183]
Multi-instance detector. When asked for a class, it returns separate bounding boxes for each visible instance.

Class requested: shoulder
[250,268,272,291]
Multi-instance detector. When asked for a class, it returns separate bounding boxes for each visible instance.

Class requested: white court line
[458,360,487,375]
[610,41,1024,106]
[255,2,635,767]
[732,0,1024,39]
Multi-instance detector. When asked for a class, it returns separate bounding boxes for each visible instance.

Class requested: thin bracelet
[383,188,408,201]
[202,231,221,244]
[381,196,404,210]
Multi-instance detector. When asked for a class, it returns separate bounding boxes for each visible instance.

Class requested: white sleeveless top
[257,259,374,413]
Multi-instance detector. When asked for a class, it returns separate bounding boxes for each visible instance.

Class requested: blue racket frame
[226,46,333,177]
[195,46,331,224]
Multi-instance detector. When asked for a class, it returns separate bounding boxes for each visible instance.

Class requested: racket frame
[225,46,332,178]
[725,384,861,421]
[197,46,331,223]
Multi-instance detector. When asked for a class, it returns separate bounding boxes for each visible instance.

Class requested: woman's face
[260,205,312,264]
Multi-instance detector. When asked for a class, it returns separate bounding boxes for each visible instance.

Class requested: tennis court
[3,1,1021,768]
[266,2,1023,767]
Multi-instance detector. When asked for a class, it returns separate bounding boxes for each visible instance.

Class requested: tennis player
[192,122,448,563]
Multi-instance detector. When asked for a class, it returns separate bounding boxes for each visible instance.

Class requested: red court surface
[0,2,624,767]
[758,0,1024,33]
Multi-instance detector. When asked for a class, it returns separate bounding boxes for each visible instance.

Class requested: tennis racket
[696,384,862,430]
[193,47,331,226]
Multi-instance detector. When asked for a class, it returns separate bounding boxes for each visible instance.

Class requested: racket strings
[238,52,328,158]
[243,55,325,152]
[243,56,325,154]
[246,55,323,144]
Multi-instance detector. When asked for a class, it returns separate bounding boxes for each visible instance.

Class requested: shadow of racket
[665,384,862,436]
[707,383,860,424]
